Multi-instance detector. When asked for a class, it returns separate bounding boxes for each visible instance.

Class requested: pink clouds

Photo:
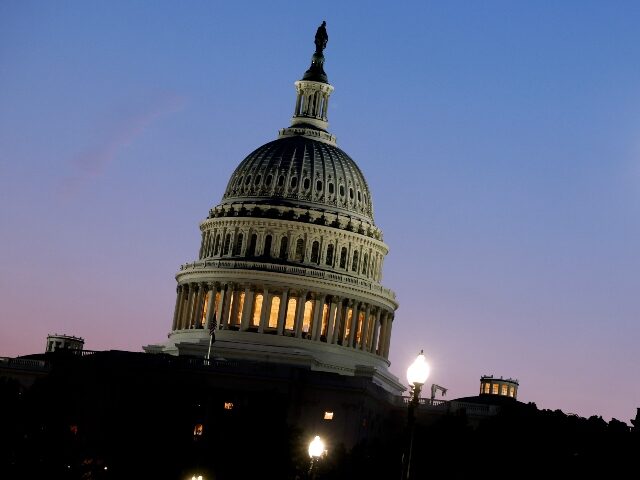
[58,94,186,197]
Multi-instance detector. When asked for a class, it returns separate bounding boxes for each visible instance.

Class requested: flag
[209,313,217,343]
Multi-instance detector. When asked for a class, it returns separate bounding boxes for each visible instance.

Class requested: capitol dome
[221,135,374,223]
[145,24,401,394]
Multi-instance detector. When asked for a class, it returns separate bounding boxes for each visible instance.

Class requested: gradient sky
[2,1,640,423]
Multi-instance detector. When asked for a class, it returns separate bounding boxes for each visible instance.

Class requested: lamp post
[402,350,430,480]
[308,435,325,479]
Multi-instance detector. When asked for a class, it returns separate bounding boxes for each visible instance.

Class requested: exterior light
[402,349,431,480]
[406,350,430,386]
[308,435,325,458]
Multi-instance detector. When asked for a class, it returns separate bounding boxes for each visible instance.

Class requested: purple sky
[2,1,640,423]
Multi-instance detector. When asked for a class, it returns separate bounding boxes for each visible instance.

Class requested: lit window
[269,296,280,328]
[484,383,490,394]
[324,411,334,420]
[285,298,297,330]
[509,386,515,397]
[492,384,499,395]
[224,402,234,410]
[302,300,313,334]
[501,385,508,396]
[252,294,263,327]
[193,424,203,436]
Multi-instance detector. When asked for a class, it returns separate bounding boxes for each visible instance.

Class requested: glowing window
[509,386,515,397]
[269,296,280,328]
[285,298,297,330]
[324,411,334,420]
[484,383,490,394]
[344,308,353,342]
[193,424,203,436]
[356,311,365,344]
[501,385,508,396]
[492,384,499,395]
[321,303,330,337]
[200,291,210,327]
[252,294,263,327]
[224,402,234,410]
[302,300,313,334]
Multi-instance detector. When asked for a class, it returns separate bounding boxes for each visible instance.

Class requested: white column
[277,289,289,335]
[171,285,183,331]
[294,291,307,338]
[311,295,325,341]
[182,284,195,330]
[370,309,381,354]
[258,288,271,333]
[240,287,254,331]
[383,315,394,358]
[205,283,218,331]
[219,284,232,329]
[350,302,359,348]
[326,298,338,344]
[360,304,371,350]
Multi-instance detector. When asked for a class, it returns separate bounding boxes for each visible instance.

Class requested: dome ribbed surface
[221,136,374,222]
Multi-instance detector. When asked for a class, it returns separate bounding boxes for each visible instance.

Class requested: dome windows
[357,191,361,202]
[290,177,298,188]
[254,175,261,185]
[316,180,323,191]
[339,185,345,197]
[303,178,310,190]
[349,188,354,200]
[244,176,252,186]
[278,175,285,187]
[328,183,334,194]
[265,174,273,186]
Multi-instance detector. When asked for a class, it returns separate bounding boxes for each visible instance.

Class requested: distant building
[479,374,519,399]
[45,334,84,353]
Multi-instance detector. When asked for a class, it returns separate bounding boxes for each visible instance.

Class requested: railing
[396,396,500,416]
[179,259,396,300]
[0,357,49,371]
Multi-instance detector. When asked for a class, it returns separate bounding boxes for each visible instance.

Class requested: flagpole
[206,333,213,363]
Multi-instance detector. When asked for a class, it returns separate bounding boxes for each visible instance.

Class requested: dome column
[383,314,394,359]
[193,284,206,328]
[219,283,233,329]
[204,282,219,332]
[369,308,381,354]
[294,291,308,338]
[359,304,371,350]
[182,284,195,330]
[311,294,325,341]
[349,302,360,348]
[171,285,183,331]
[240,286,255,331]
[377,312,388,356]
[276,288,289,335]
[258,288,272,333]
[326,297,339,344]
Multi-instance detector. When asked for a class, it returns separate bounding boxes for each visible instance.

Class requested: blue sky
[2,1,640,422]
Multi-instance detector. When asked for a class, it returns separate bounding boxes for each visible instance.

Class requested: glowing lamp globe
[308,435,325,458]
[406,350,430,386]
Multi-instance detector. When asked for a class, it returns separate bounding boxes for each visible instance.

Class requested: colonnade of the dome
[198,217,387,282]
[170,281,394,359]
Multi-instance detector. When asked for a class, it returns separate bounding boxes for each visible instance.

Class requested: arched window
[316,180,323,191]
[328,183,334,194]
[233,233,243,256]
[279,236,289,260]
[278,175,285,187]
[310,241,320,263]
[214,234,221,255]
[325,244,334,265]
[339,247,347,269]
[362,253,369,275]
[254,175,261,185]
[352,251,359,272]
[339,185,345,197]
[265,174,273,186]
[303,178,310,190]
[295,238,305,262]
[263,235,272,257]
[290,177,298,188]
[223,234,231,255]
[247,234,257,257]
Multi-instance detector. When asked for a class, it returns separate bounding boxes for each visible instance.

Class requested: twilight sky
[2,1,640,423]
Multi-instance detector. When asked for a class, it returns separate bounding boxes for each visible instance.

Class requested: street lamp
[308,435,325,479]
[402,350,430,480]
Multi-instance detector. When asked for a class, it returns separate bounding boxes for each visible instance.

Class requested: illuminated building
[144,23,402,394]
